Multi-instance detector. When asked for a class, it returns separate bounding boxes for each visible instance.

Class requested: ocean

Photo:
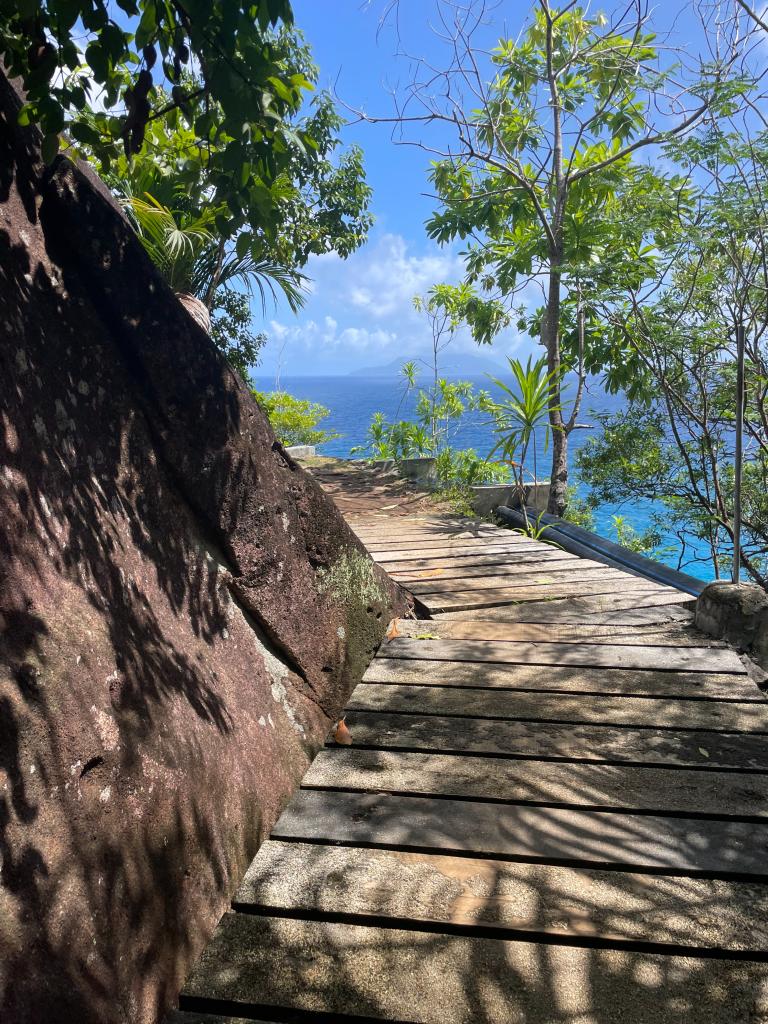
[253,374,714,581]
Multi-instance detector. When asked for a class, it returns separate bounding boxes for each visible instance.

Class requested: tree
[2,2,302,226]
[365,1,738,514]
[412,283,475,450]
[253,390,340,448]
[67,48,373,381]
[2,3,373,268]
[210,290,267,382]
[579,126,768,585]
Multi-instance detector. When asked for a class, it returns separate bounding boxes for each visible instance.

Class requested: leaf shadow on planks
[214,722,768,1023]
[224,828,768,1023]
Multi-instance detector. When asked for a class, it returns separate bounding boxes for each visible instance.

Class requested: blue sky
[256,0,738,379]
[258,0,530,378]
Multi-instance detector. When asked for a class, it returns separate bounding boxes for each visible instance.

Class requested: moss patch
[315,548,389,608]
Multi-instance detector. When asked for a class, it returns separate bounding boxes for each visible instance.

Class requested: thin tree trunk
[543,7,568,518]
[544,247,568,516]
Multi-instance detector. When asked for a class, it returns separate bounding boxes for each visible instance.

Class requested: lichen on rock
[315,547,391,608]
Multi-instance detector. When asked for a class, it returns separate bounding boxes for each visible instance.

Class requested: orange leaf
[333,717,353,745]
[386,618,401,641]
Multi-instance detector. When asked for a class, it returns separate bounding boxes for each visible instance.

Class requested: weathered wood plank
[396,618,726,647]
[237,839,768,952]
[304,747,768,817]
[349,684,768,732]
[354,527,507,543]
[366,532,548,546]
[273,789,768,875]
[181,912,768,1024]
[382,637,745,674]
[381,549,585,572]
[363,657,761,700]
[406,567,636,594]
[390,557,612,580]
[370,542,556,562]
[343,710,768,770]
[420,583,685,612]
[433,592,696,618]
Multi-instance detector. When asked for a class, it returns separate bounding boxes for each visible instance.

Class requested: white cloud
[259,229,535,374]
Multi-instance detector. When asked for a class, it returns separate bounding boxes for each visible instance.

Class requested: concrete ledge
[471,481,549,517]
[373,456,438,486]
[695,582,768,670]
[284,444,316,458]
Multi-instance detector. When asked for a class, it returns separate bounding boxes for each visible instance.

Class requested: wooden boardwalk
[173,514,768,1024]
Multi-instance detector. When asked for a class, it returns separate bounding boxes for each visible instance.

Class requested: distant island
[349,352,509,378]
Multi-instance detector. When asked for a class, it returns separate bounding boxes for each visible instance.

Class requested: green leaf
[236,231,252,259]
[135,4,158,49]
[41,133,60,164]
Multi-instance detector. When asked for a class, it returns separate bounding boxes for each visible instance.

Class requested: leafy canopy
[1,1,370,256]
[253,390,340,448]
[426,3,691,358]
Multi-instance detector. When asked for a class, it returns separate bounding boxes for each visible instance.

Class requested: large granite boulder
[0,71,405,1024]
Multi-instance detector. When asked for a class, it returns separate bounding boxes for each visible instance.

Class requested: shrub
[253,390,340,448]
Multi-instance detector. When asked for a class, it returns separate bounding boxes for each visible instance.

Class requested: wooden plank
[348,684,768,733]
[353,526,506,543]
[343,710,768,770]
[425,586,694,612]
[382,637,745,674]
[181,911,768,1024]
[433,592,696,618]
[434,593,696,614]
[363,658,760,701]
[273,789,768,875]
[304,747,768,817]
[369,542,555,562]
[364,534,520,550]
[396,618,726,648]
[390,557,612,580]
[406,568,648,594]
[381,549,586,572]
[237,839,768,952]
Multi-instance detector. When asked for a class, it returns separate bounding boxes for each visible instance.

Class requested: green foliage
[71,61,372,308]
[210,290,265,383]
[426,7,688,332]
[611,515,670,560]
[253,390,340,448]
[575,126,768,584]
[3,0,303,223]
[434,448,508,487]
[351,413,429,461]
[429,484,477,518]
[315,549,388,607]
[510,510,559,544]
[123,189,306,310]
[485,356,562,485]
[352,362,489,462]
[561,487,596,531]
[419,3,729,514]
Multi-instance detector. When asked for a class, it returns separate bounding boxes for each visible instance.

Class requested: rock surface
[0,71,404,1024]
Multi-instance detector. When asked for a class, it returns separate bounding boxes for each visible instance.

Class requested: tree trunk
[544,247,568,516]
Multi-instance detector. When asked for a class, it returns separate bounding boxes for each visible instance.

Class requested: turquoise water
[254,374,713,581]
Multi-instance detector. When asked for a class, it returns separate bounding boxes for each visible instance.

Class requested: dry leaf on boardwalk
[386,618,401,641]
[332,717,353,745]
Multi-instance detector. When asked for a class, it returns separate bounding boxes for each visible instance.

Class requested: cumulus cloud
[259,230,535,375]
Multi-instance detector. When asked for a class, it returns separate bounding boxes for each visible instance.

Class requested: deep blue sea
[254,374,713,581]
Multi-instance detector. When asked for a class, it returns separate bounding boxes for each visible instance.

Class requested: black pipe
[497,505,704,598]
